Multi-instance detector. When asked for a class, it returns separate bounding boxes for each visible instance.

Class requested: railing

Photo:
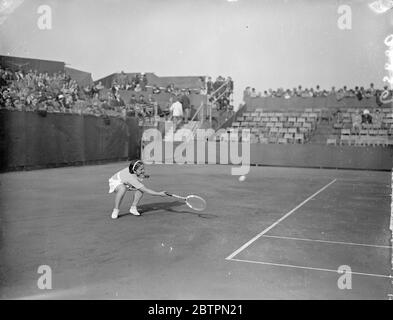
[207,80,233,123]
[190,100,205,123]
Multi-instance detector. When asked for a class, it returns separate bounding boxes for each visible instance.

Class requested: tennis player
[108,160,167,219]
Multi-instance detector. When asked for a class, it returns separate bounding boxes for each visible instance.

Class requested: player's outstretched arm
[139,186,167,197]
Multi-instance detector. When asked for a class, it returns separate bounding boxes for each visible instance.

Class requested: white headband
[132,160,142,172]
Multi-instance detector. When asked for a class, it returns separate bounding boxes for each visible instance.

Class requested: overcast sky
[0,0,391,105]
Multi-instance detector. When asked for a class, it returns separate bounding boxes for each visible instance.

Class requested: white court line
[225,179,337,260]
[228,258,392,279]
[261,235,392,249]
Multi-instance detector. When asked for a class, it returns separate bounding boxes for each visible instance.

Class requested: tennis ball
[239,175,246,182]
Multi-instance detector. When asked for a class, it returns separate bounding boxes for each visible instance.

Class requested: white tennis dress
[108,167,144,193]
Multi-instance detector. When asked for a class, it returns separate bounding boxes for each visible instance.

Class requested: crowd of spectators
[0,67,166,120]
[108,71,208,96]
[0,67,86,113]
[244,83,390,105]
[206,75,234,112]
[1,67,235,129]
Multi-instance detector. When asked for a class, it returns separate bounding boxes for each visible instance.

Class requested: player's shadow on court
[120,201,217,219]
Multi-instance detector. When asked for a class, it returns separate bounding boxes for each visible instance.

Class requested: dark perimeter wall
[0,111,139,171]
[141,141,393,171]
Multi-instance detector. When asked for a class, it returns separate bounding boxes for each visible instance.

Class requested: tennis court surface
[0,163,391,299]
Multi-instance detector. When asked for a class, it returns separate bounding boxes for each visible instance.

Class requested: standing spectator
[179,91,191,123]
[369,83,376,95]
[314,85,321,96]
[244,86,251,97]
[250,88,257,98]
[169,96,183,130]
[297,85,303,96]
[355,86,363,101]
[343,85,350,97]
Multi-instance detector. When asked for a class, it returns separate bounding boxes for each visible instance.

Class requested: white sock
[111,208,119,219]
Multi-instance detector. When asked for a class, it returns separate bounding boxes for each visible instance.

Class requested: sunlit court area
[0,0,393,300]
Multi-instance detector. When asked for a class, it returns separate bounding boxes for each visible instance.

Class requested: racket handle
[165,192,186,200]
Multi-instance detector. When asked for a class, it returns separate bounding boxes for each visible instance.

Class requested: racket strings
[185,195,206,211]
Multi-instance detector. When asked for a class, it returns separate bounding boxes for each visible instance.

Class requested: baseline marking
[229,258,392,279]
[261,235,392,249]
[225,179,337,260]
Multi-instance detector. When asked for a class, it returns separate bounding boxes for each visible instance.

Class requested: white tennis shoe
[129,206,141,216]
[111,208,119,219]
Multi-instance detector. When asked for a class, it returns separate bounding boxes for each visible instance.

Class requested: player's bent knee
[115,184,127,193]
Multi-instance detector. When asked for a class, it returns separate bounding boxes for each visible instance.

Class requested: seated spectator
[275,88,284,98]
[114,93,125,106]
[364,88,374,98]
[199,86,207,95]
[152,85,161,94]
[292,88,298,97]
[284,89,291,99]
[134,83,142,92]
[166,83,174,93]
[321,89,329,97]
[301,88,311,98]
[361,109,372,124]
[336,88,345,101]
[129,94,137,105]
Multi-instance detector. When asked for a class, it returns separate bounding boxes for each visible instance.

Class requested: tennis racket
[165,192,207,211]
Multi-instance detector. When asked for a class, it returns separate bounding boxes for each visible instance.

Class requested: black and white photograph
[0,0,392,304]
